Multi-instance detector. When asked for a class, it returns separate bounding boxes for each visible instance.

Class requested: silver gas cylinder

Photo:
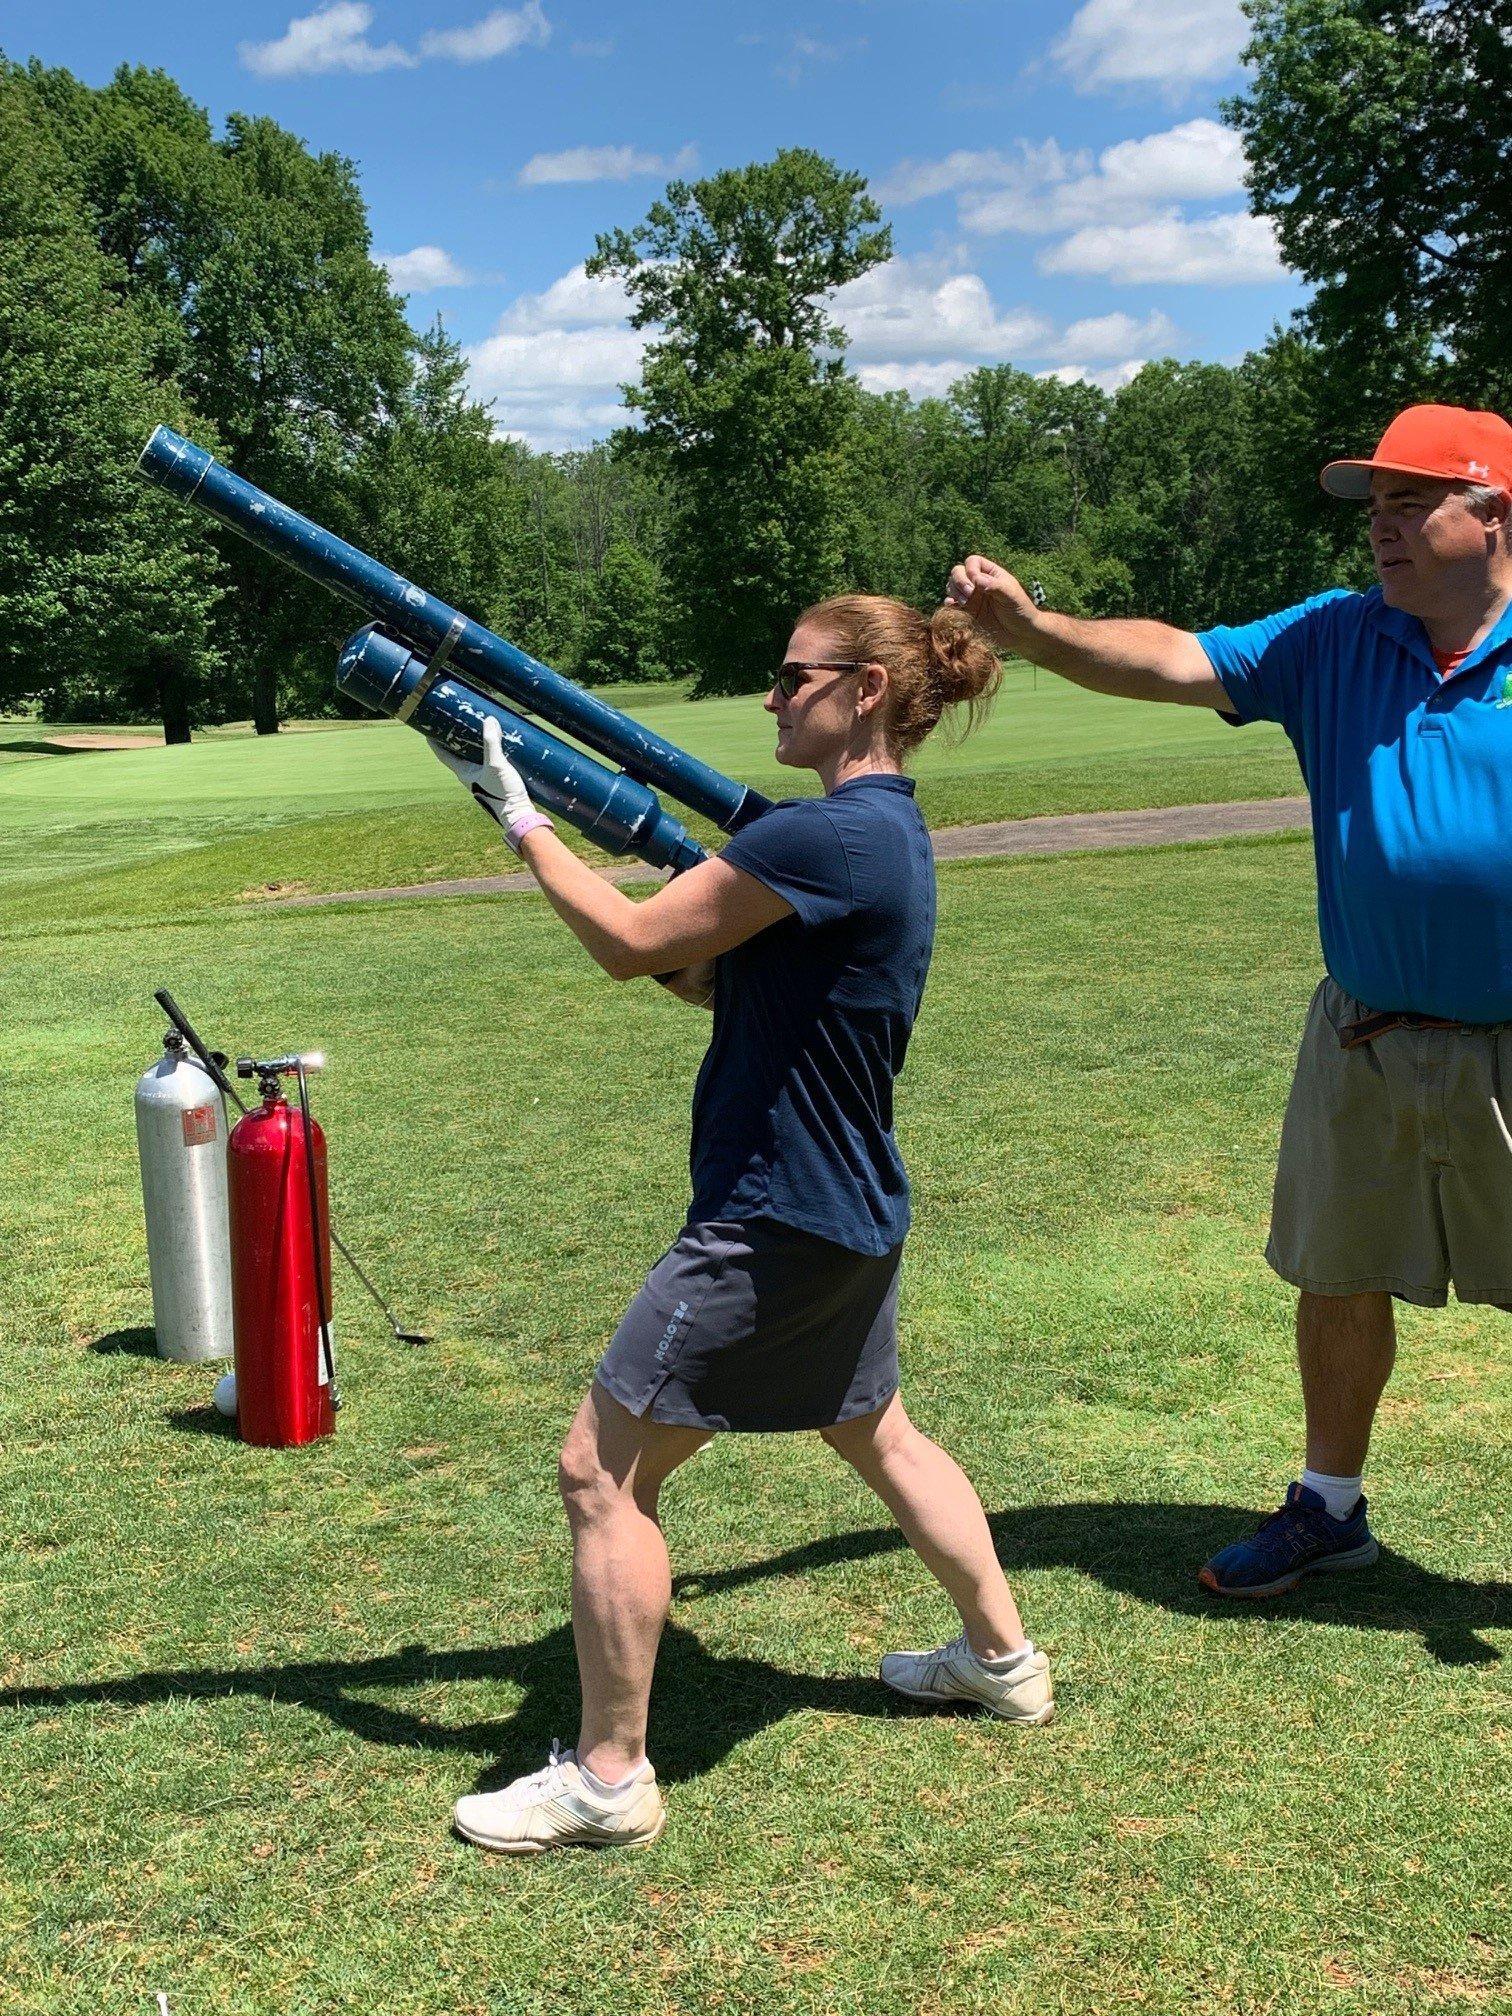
[134,1031,234,1362]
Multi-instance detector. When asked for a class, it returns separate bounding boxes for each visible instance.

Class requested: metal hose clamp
[395,612,468,723]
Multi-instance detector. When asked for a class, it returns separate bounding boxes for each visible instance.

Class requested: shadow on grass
[90,1327,160,1358]
[2,1504,1501,1790]
[0,739,96,757]
[675,1501,1508,1668]
[0,1621,887,1790]
[164,1403,238,1437]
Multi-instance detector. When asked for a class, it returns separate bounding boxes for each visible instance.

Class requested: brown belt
[1337,1010,1509,1050]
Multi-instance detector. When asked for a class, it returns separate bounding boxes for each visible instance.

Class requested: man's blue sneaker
[1198,1482,1379,1598]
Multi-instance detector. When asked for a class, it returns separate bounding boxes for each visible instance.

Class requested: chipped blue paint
[337,625,706,874]
[136,426,771,836]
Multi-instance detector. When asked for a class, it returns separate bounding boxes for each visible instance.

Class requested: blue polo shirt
[687,775,935,1255]
[1199,587,1512,1021]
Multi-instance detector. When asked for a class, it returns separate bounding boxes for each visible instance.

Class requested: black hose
[154,988,248,1114]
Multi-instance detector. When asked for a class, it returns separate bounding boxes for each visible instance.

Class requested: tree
[948,368,1112,551]
[1093,362,1257,629]
[841,389,983,614]
[0,67,219,740]
[588,151,892,692]
[1229,0,1512,411]
[346,321,533,684]
[39,63,417,732]
[577,543,671,686]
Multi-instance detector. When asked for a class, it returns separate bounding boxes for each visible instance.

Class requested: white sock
[973,1639,1036,1672]
[1301,1468,1363,1521]
[580,1759,647,1799]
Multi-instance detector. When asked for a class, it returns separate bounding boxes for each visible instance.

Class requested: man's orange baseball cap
[1321,403,1512,501]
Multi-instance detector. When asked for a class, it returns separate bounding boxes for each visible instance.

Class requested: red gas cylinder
[228,1072,336,1448]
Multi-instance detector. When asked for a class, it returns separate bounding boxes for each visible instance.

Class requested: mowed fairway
[1,695,1506,2016]
[0,668,1302,927]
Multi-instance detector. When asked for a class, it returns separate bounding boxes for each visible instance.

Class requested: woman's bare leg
[558,1382,710,1783]
[822,1393,1026,1658]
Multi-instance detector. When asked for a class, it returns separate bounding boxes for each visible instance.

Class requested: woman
[434,593,1051,1855]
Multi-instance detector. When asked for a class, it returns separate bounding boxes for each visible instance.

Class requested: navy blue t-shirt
[687,774,935,1256]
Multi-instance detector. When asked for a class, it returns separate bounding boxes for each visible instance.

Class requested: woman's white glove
[431,717,553,853]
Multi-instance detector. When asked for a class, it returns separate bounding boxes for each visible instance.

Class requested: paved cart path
[274,795,1311,908]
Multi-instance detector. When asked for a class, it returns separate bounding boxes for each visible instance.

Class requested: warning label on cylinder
[181,1104,218,1147]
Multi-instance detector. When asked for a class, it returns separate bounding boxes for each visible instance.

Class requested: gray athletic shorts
[595,1218,903,1432]
[1268,977,1512,1306]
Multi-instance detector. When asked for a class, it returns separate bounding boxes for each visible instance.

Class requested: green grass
[0,672,1299,928]
[0,717,1505,2016]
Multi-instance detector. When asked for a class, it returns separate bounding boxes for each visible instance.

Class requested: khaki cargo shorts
[1268,978,1512,1306]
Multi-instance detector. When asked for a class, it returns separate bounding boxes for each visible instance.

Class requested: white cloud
[241,0,549,76]
[833,255,1051,363]
[854,360,979,400]
[1041,210,1284,283]
[875,122,1276,290]
[874,140,1082,208]
[1092,119,1247,205]
[466,264,643,446]
[239,2,414,77]
[378,245,473,289]
[518,143,697,186]
[464,255,1181,448]
[419,1,549,62]
[1050,311,1177,360]
[832,258,1179,400]
[466,327,645,449]
[882,119,1246,234]
[1053,0,1248,95]
[468,324,644,396]
[498,262,635,330]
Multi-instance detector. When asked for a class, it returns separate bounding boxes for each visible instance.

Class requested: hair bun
[927,605,1002,709]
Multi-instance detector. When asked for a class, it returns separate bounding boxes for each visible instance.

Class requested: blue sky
[8,1,1306,449]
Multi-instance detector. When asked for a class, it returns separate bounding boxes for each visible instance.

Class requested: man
[949,403,1512,1598]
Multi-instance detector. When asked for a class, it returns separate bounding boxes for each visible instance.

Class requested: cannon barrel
[337,626,705,875]
[136,427,770,837]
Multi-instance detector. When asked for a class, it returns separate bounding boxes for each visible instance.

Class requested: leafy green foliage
[590,152,892,693]
[590,148,890,364]
[1230,0,1511,410]
[340,321,533,715]
[0,67,219,740]
[1,14,1501,745]
[577,542,671,685]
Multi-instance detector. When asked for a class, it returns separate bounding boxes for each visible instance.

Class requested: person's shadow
[0,1621,888,1792]
[675,1500,1507,1669]
[1,1503,1500,1789]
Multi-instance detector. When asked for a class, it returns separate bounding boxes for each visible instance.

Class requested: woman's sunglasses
[772,659,865,699]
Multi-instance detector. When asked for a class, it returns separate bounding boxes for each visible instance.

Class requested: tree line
[0,0,1502,736]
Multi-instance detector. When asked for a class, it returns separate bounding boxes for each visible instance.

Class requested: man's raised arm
[946,555,1234,710]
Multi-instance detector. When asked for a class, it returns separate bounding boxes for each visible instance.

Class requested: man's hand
[949,551,1230,710]
[945,555,1042,652]
[432,717,543,845]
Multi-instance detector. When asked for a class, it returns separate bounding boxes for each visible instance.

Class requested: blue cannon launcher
[135,427,772,873]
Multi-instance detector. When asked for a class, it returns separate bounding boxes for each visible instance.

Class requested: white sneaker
[880,1633,1055,1724]
[452,1741,667,1854]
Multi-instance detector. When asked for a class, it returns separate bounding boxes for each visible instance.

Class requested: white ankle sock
[974,1639,1036,1672]
[1301,1468,1363,1521]
[580,1760,647,1799]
